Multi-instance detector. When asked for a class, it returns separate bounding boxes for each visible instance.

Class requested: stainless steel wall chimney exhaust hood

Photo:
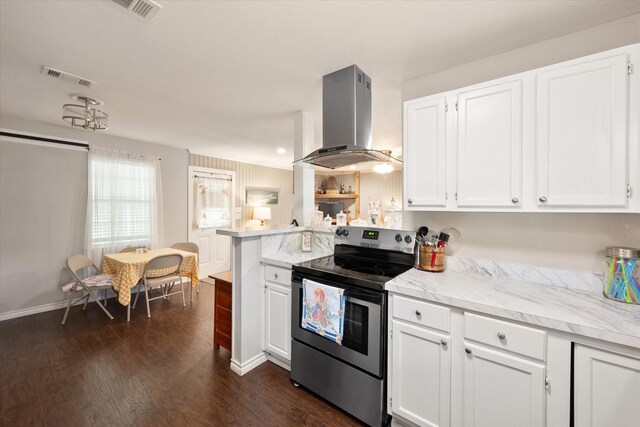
[296,65,401,170]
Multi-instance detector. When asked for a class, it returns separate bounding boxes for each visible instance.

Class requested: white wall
[0,115,189,317]
[402,14,640,273]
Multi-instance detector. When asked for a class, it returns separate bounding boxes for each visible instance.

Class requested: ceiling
[1,1,640,169]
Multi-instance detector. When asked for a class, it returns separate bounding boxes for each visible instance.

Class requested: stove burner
[350,267,385,276]
[375,264,399,273]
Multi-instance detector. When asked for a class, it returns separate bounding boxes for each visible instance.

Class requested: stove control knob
[395,234,403,243]
[343,230,349,237]
[404,235,413,244]
[335,228,341,236]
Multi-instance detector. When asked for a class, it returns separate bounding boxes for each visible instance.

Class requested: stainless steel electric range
[291,226,416,426]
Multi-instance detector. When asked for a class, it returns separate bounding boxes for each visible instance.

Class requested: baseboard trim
[265,353,291,371]
[0,300,71,322]
[230,353,268,376]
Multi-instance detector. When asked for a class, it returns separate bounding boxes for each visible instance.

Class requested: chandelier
[62,95,108,131]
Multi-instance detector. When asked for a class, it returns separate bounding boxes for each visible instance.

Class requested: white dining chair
[62,255,114,325]
[132,254,185,318]
[170,242,199,303]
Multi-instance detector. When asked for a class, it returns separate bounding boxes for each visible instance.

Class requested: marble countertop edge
[385,269,640,350]
[217,225,335,238]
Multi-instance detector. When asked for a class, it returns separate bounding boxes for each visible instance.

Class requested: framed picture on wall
[246,187,279,205]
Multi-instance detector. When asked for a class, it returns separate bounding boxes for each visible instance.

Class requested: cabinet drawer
[393,295,450,333]
[464,313,546,361]
[264,264,291,286]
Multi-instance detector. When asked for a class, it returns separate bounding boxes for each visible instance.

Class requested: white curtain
[85,147,163,265]
[195,175,231,229]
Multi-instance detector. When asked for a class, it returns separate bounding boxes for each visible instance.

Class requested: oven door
[291,272,385,378]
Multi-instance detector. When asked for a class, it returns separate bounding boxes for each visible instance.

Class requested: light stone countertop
[386,268,640,349]
[260,253,330,269]
[217,225,334,238]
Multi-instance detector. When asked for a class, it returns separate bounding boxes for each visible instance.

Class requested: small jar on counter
[603,246,640,304]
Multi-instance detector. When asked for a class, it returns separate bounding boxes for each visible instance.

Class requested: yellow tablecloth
[103,248,199,306]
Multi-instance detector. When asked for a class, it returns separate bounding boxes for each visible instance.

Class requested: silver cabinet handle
[440,339,448,347]
[415,310,421,316]
[511,197,519,204]
[274,273,278,279]
[408,198,413,204]
[497,332,506,340]
[539,196,548,203]
[465,347,472,354]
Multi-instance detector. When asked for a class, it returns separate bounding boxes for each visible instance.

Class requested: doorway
[187,166,236,277]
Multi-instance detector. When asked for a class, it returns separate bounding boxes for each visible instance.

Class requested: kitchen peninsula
[216,225,334,375]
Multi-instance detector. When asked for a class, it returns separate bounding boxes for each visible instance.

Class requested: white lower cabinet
[391,320,451,427]
[263,266,292,362]
[462,343,545,427]
[389,295,550,427]
[573,344,640,427]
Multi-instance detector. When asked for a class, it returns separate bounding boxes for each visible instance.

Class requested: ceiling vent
[110,0,162,21]
[41,66,96,88]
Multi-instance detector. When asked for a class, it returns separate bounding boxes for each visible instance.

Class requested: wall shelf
[314,194,358,199]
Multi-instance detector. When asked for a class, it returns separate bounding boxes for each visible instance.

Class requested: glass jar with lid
[603,246,640,304]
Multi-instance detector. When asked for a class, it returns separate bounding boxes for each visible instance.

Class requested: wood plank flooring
[0,284,364,426]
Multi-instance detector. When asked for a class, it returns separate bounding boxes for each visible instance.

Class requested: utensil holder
[603,247,640,304]
[418,246,446,272]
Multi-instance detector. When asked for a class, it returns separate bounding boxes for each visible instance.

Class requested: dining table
[102,248,200,306]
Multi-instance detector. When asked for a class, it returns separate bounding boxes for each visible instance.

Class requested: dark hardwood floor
[0,284,364,427]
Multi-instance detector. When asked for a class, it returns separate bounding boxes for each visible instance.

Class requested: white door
[463,343,545,427]
[391,320,451,427]
[187,166,236,277]
[574,344,640,427]
[456,80,523,208]
[403,95,448,209]
[264,281,291,360]
[536,54,629,208]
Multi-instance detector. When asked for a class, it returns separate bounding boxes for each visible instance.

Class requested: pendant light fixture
[62,94,108,131]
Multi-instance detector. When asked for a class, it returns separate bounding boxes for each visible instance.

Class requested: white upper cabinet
[536,54,630,208]
[403,43,639,212]
[456,80,523,208]
[403,95,448,209]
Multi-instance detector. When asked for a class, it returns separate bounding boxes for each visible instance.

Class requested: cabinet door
[536,54,629,208]
[404,95,448,208]
[456,80,523,208]
[463,343,545,427]
[391,320,450,427]
[264,281,291,360]
[574,344,640,427]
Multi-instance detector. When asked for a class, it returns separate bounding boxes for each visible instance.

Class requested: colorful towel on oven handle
[301,278,346,345]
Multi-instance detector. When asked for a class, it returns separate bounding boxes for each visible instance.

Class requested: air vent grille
[112,0,134,8]
[110,0,162,21]
[41,66,96,88]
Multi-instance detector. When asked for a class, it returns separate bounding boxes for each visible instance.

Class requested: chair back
[144,254,183,278]
[170,242,199,255]
[120,246,148,253]
[66,255,98,284]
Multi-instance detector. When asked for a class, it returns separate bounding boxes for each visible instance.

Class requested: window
[86,148,162,263]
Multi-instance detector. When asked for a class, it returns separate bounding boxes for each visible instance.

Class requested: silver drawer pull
[440,339,448,347]
[497,332,506,340]
[539,196,548,203]
[274,273,278,279]
[511,197,519,204]
[415,310,421,316]
[465,347,472,354]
